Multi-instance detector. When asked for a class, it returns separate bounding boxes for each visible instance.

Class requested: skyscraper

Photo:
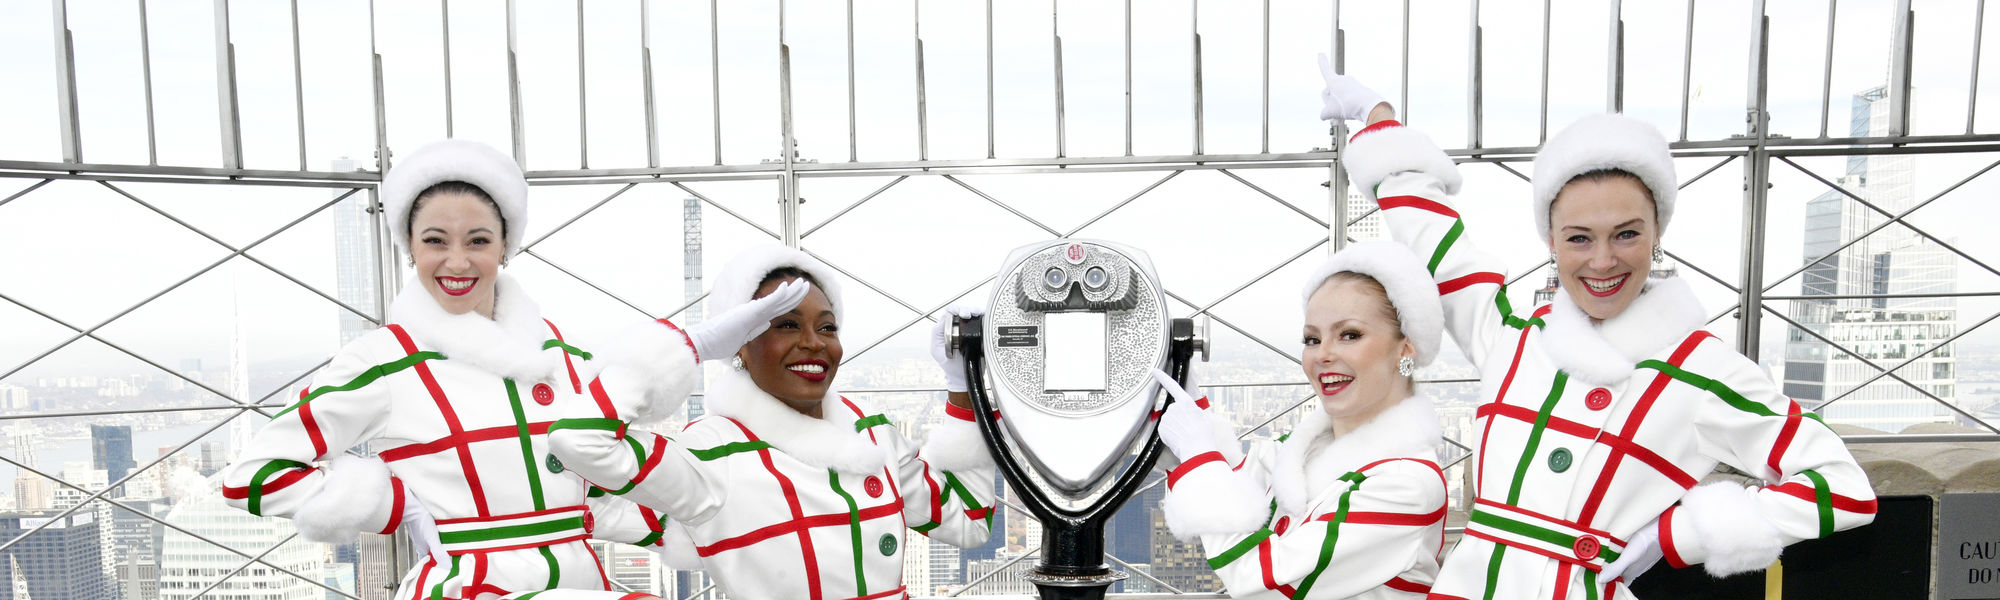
[684,197,707,420]
[91,425,135,484]
[0,510,109,600]
[1783,86,1958,432]
[332,158,381,347]
[157,477,322,600]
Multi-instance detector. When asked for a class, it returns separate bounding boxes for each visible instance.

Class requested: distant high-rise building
[157,476,322,600]
[9,477,49,513]
[595,540,668,595]
[685,197,707,419]
[0,510,109,600]
[1149,508,1221,593]
[1105,461,1162,568]
[1783,86,1959,433]
[925,534,961,594]
[115,547,158,600]
[51,465,114,591]
[900,530,933,596]
[1342,189,1387,243]
[332,158,381,347]
[91,425,136,484]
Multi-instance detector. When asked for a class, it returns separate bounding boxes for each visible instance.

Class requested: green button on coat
[879,533,898,556]
[546,454,565,473]
[1548,448,1573,473]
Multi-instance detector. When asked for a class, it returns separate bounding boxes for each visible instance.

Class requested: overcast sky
[2,0,1998,399]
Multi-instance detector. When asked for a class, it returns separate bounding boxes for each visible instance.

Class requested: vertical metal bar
[1400,0,1410,124]
[1608,0,1623,112]
[1679,0,1695,141]
[507,0,527,165]
[1054,3,1067,159]
[1261,0,1270,153]
[986,0,995,158]
[1330,4,1347,252]
[780,44,799,247]
[1124,0,1133,156]
[1537,0,1551,142]
[51,0,82,163]
[916,2,930,161]
[215,0,243,169]
[1193,0,1204,155]
[846,0,857,162]
[370,0,390,171]
[1888,0,1913,137]
[1973,0,1987,134]
[577,0,589,169]
[1737,12,1771,357]
[1469,0,1482,149]
[290,0,308,170]
[1819,0,1837,138]
[441,0,454,138]
[139,0,157,165]
[643,0,659,167]
[710,0,722,165]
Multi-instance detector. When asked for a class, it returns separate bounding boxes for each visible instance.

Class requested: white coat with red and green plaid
[221,275,664,599]
[1341,121,1877,600]
[547,320,999,600]
[1161,393,1447,599]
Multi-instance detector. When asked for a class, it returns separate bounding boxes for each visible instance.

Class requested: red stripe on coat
[1438,272,1505,295]
[1378,195,1462,219]
[378,422,556,463]
[220,467,313,499]
[545,319,583,394]
[387,325,492,518]
[720,417,824,599]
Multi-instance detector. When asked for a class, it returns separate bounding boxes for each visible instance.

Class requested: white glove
[686,279,811,362]
[1599,517,1665,584]
[400,487,446,563]
[548,428,639,486]
[1318,53,1386,123]
[930,304,985,393]
[1150,369,1220,461]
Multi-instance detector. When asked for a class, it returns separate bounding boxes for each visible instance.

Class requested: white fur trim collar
[1538,277,1707,387]
[387,273,556,382]
[1272,395,1442,516]
[704,361,887,474]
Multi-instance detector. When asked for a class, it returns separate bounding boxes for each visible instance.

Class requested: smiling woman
[217,139,668,600]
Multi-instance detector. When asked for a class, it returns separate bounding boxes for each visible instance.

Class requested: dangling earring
[1652,244,1664,263]
[1397,356,1415,377]
[730,355,745,371]
[1548,252,1557,265]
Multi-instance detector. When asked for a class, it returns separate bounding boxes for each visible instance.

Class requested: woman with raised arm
[1152,241,1450,599]
[1317,61,1875,599]
[219,140,669,599]
[548,244,999,600]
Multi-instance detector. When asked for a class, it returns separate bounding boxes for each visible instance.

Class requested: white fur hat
[1300,241,1445,367]
[380,139,531,258]
[709,244,845,325]
[1531,114,1677,244]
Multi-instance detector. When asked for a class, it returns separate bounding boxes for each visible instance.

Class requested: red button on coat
[532,383,556,405]
[1273,516,1292,535]
[864,476,884,498]
[1585,388,1613,411]
[582,511,595,535]
[1572,534,1601,561]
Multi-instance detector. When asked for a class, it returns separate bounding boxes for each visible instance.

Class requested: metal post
[215,0,244,169]
[1972,0,1986,134]
[1124,0,1133,156]
[987,0,996,159]
[1737,9,1771,357]
[1261,0,1270,153]
[1607,0,1623,112]
[577,0,589,169]
[1888,0,1914,137]
[780,43,799,247]
[1054,4,1067,159]
[710,0,722,165]
[643,0,659,167]
[1330,14,1348,252]
[370,0,390,172]
[1679,0,1695,141]
[1400,0,1410,124]
[1192,0,1204,155]
[1819,0,1838,139]
[507,0,527,165]
[1537,0,1551,142]
[290,0,308,170]
[441,0,455,138]
[138,0,158,165]
[846,0,857,162]
[51,0,82,163]
[916,2,930,161]
[1469,0,1482,149]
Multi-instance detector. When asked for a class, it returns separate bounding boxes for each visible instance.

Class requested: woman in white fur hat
[1151,241,1449,599]
[547,243,999,600]
[220,139,691,599]
[1317,61,1874,599]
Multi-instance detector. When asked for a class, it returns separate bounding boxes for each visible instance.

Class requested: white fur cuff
[592,320,701,424]
[921,416,998,474]
[1341,125,1463,202]
[1161,464,1271,543]
[293,454,397,544]
[1674,482,1785,577]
